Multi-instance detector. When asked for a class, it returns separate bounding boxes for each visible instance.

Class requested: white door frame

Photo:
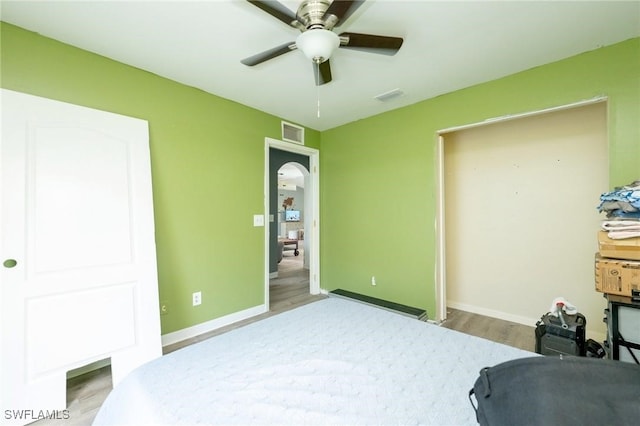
[264,138,320,307]
[434,97,606,323]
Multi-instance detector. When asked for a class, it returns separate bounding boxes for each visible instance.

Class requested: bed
[93,297,534,425]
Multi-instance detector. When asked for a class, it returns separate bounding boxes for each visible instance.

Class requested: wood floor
[30,252,535,425]
[441,307,535,352]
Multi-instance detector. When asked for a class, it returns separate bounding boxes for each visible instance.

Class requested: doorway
[270,162,310,308]
[435,100,608,338]
[264,138,320,310]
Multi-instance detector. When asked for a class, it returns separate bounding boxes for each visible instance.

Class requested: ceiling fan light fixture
[296,29,340,63]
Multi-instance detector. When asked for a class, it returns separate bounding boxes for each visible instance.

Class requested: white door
[1,89,161,423]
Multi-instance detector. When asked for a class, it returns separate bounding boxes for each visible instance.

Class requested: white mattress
[93,298,534,425]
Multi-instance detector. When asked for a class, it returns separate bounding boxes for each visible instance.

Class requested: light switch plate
[253,214,265,227]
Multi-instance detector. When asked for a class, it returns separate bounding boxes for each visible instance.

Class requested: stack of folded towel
[601,220,640,239]
[597,180,640,219]
[598,180,640,240]
[595,182,640,297]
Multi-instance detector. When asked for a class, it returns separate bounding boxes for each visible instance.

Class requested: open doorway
[270,162,310,309]
[264,138,320,311]
[435,99,608,339]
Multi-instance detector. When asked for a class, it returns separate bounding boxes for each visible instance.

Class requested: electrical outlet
[192,291,202,306]
[371,276,376,286]
[160,301,169,315]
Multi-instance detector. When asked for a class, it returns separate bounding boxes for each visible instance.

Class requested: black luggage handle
[468,388,478,415]
[618,332,640,364]
[468,367,491,421]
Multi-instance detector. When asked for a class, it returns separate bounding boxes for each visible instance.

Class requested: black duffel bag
[469,356,640,425]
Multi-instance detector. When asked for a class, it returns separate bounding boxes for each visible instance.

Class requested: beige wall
[443,102,608,339]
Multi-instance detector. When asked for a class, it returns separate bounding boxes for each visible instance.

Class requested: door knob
[3,259,17,268]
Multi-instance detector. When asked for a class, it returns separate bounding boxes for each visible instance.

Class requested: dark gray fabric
[469,356,640,426]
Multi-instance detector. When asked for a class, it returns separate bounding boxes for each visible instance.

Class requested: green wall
[2,21,638,330]
[0,22,320,334]
[320,38,640,317]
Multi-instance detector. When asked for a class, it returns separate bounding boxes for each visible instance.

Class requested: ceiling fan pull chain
[316,62,321,118]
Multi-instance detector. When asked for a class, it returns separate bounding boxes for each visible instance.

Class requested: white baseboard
[447,301,537,327]
[161,304,268,347]
[446,301,606,343]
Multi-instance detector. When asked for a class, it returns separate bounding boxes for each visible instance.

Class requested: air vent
[374,88,404,102]
[281,121,305,145]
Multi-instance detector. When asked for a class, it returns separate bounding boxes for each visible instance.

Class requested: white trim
[438,97,607,135]
[267,137,317,156]
[434,97,608,323]
[447,300,536,327]
[161,304,267,347]
[434,134,447,323]
[265,138,321,310]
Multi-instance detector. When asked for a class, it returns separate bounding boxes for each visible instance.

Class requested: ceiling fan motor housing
[297,0,332,29]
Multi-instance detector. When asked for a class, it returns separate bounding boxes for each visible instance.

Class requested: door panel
[1,89,161,424]
[27,284,136,377]
[32,126,133,273]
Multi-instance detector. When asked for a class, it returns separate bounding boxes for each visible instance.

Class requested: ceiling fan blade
[312,60,333,86]
[323,0,365,29]
[339,32,403,55]
[246,1,304,29]
[241,42,297,66]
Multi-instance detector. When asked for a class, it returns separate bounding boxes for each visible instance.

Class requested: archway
[264,138,320,310]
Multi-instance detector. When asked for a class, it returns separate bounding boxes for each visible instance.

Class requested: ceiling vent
[281,121,305,145]
[374,88,404,102]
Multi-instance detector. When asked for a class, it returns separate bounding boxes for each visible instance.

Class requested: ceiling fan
[241,0,404,86]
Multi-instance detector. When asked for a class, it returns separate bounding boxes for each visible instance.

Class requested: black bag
[535,311,586,356]
[469,356,640,426]
[585,338,606,358]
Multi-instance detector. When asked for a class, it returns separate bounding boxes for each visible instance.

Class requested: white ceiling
[1,1,638,131]
[279,163,305,188]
